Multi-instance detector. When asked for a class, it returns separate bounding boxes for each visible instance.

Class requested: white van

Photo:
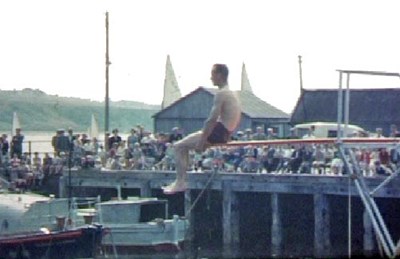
[293,122,365,138]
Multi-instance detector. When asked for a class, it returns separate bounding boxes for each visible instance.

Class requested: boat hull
[0,224,103,259]
[102,241,184,255]
[101,217,188,254]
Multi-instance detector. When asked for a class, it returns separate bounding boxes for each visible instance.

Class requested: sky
[1,0,400,114]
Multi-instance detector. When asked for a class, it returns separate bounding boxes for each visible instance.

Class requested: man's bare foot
[162,181,187,194]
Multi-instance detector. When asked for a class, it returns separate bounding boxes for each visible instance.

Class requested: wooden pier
[58,169,400,258]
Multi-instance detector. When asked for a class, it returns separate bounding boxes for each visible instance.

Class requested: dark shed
[291,88,400,135]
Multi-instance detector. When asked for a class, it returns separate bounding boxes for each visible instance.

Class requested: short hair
[213,64,229,80]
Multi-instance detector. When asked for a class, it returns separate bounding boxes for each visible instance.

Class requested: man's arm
[197,92,224,149]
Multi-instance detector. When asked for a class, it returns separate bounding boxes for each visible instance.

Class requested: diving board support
[370,169,400,196]
[336,68,400,258]
[338,144,396,258]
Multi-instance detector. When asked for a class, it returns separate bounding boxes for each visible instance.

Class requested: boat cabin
[95,197,169,224]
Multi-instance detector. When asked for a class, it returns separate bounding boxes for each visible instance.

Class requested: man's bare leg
[163,131,202,194]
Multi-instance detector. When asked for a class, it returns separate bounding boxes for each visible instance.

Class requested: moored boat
[0,224,103,259]
[0,191,104,259]
[96,197,188,255]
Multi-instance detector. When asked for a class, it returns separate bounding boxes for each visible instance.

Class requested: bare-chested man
[162,63,241,194]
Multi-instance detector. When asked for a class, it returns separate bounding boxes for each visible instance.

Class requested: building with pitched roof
[153,86,290,137]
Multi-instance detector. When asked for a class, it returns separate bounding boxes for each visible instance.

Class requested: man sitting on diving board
[163,63,242,194]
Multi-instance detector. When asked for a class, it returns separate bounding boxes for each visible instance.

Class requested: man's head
[211,64,229,87]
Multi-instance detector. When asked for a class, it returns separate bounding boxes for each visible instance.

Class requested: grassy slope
[0,89,160,132]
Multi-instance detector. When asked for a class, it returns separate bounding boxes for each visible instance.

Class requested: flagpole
[298,55,304,92]
[105,12,110,142]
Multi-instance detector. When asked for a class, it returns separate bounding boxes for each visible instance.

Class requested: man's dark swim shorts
[207,122,231,144]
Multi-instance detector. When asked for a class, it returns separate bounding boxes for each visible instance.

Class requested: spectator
[390,124,400,138]
[236,131,246,141]
[51,130,60,154]
[155,132,168,163]
[252,126,267,140]
[169,127,183,143]
[371,160,392,176]
[374,128,385,138]
[67,128,76,154]
[105,148,122,170]
[90,137,99,155]
[98,145,107,167]
[127,128,139,149]
[1,134,9,166]
[390,145,400,170]
[312,145,326,174]
[81,133,90,145]
[330,153,344,175]
[266,128,277,139]
[32,152,42,171]
[108,128,122,150]
[243,128,253,141]
[42,152,53,176]
[56,129,69,156]
[129,142,145,169]
[11,128,24,158]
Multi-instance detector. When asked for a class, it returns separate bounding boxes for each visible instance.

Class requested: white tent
[161,55,181,109]
[241,62,253,93]
[88,114,99,139]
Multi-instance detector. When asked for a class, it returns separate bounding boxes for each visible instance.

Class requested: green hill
[0,88,160,133]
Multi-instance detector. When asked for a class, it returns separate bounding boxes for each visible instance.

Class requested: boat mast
[105,12,110,141]
[298,55,307,121]
[298,55,303,92]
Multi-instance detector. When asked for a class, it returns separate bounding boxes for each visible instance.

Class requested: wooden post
[140,181,151,197]
[314,193,331,257]
[184,190,194,253]
[363,209,375,256]
[231,188,240,245]
[223,180,233,246]
[271,193,282,256]
[222,180,239,257]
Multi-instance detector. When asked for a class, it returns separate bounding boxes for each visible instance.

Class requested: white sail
[241,62,253,93]
[88,114,99,139]
[161,55,181,109]
[12,112,21,136]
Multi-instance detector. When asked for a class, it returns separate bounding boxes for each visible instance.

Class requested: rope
[185,167,219,218]
[348,174,352,258]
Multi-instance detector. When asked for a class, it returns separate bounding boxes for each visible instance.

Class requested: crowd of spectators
[1,124,400,191]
